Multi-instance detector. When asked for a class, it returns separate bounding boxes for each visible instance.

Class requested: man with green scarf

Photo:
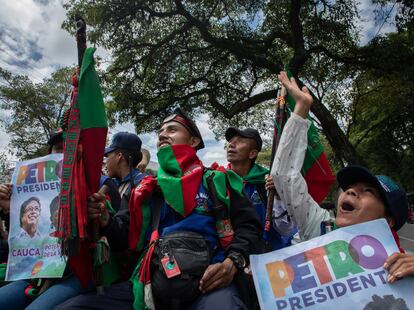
[56,108,262,310]
[225,127,296,251]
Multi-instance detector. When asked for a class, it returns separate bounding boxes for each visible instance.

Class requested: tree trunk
[311,96,365,167]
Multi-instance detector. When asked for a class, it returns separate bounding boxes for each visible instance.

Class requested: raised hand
[277,71,313,119]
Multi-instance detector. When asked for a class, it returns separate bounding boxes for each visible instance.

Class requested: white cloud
[357,0,398,45]
[0,128,9,149]
[193,113,216,141]
[201,149,226,162]
[0,0,110,81]
[0,1,41,34]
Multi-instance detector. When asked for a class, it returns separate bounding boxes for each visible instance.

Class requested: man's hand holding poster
[6,154,66,281]
[250,219,413,310]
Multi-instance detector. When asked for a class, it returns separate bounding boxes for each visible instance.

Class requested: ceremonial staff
[57,14,109,294]
[264,85,287,234]
[264,68,335,233]
[75,15,106,294]
[75,14,87,70]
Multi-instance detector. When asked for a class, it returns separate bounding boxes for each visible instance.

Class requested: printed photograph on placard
[6,153,66,281]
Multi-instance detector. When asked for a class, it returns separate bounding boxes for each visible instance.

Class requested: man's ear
[249,149,259,160]
[115,152,124,164]
[190,136,201,149]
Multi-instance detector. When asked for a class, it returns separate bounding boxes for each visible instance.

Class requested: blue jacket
[243,182,295,251]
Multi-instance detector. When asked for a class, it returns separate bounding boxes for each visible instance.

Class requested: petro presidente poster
[6,153,67,281]
[250,219,414,310]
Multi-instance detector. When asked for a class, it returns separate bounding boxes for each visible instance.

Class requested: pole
[264,85,286,233]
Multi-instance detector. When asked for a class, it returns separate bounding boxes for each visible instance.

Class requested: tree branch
[173,0,283,72]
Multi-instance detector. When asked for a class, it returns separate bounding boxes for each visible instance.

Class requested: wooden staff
[264,85,287,233]
[75,14,106,295]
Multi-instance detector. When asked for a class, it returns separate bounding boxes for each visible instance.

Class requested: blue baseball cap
[337,165,408,231]
[104,132,142,156]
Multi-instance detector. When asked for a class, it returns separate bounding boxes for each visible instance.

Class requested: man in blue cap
[87,132,146,252]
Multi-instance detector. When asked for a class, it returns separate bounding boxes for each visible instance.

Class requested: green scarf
[243,163,269,185]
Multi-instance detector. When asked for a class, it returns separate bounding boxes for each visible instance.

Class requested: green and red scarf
[157,144,204,217]
[129,175,157,252]
[227,162,269,185]
[129,145,244,310]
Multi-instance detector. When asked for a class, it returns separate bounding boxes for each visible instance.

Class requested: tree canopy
[0,67,73,159]
[62,0,377,163]
[0,0,412,190]
[347,30,414,191]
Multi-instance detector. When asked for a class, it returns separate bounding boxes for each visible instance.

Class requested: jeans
[0,275,84,310]
[56,281,246,310]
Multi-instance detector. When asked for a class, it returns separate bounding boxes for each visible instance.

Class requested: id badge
[161,256,181,278]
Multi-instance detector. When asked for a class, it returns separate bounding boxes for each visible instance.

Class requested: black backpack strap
[151,191,164,232]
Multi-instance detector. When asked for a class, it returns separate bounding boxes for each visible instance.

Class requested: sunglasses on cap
[163,114,191,128]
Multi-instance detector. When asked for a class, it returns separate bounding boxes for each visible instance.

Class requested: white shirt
[17,227,41,241]
[270,113,329,241]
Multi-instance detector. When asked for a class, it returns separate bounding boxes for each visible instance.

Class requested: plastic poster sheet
[6,154,66,281]
[250,219,414,310]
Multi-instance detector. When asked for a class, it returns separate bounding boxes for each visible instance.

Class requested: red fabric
[391,227,405,253]
[60,71,107,289]
[170,115,190,128]
[73,153,88,238]
[129,176,157,250]
[68,241,93,288]
[69,154,92,289]
[138,228,160,285]
[171,145,203,217]
[304,152,335,204]
[58,86,81,240]
[138,243,155,285]
[80,128,107,196]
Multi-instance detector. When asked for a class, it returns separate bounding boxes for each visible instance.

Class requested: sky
[0,0,399,166]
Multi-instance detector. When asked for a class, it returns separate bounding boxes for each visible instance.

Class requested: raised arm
[270,72,329,241]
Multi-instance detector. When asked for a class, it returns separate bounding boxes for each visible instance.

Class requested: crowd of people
[0,72,412,309]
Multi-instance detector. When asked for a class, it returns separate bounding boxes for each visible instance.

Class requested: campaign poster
[6,153,67,281]
[251,219,414,310]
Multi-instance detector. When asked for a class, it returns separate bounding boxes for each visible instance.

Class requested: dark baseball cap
[162,107,205,150]
[337,165,408,231]
[47,130,63,147]
[104,132,142,156]
[225,127,263,152]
